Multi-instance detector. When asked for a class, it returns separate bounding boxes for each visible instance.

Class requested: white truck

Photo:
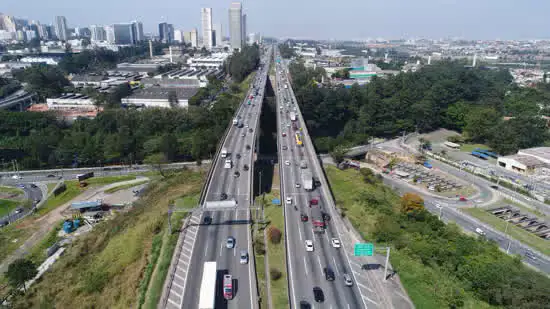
[224,159,232,169]
[221,148,228,158]
[284,84,288,89]
[198,262,217,309]
[232,118,239,126]
[302,170,313,191]
[290,111,297,122]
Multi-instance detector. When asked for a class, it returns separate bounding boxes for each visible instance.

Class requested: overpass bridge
[159,46,272,309]
[0,89,37,111]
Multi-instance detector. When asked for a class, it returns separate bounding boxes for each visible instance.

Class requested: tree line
[289,59,550,154]
[227,44,260,82]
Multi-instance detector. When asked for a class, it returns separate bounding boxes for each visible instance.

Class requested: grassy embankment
[12,170,204,309]
[325,165,549,309]
[104,179,149,194]
[0,186,24,217]
[253,164,289,309]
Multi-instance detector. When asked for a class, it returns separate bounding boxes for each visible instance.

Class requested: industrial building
[46,93,96,111]
[497,147,550,174]
[70,72,141,88]
[121,87,199,108]
[187,53,229,68]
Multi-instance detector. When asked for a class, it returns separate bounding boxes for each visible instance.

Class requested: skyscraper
[184,31,192,44]
[104,25,115,43]
[159,22,174,44]
[228,2,243,50]
[90,25,106,42]
[54,16,68,41]
[132,21,144,43]
[0,14,17,32]
[242,14,247,45]
[214,23,223,46]
[174,29,183,43]
[201,8,213,49]
[190,28,198,47]
[113,23,134,45]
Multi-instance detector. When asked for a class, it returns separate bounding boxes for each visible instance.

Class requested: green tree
[6,259,37,292]
[144,153,168,177]
[168,90,179,108]
[463,107,501,143]
[400,193,425,214]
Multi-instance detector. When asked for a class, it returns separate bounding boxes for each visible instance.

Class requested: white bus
[444,141,461,149]
[198,262,217,309]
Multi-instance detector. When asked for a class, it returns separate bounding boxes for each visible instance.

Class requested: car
[475,228,485,236]
[11,175,22,180]
[331,238,341,248]
[246,145,251,150]
[16,184,25,189]
[490,185,499,189]
[300,213,308,222]
[312,287,324,303]
[46,174,56,178]
[241,133,246,137]
[249,128,253,133]
[343,273,354,286]
[305,240,314,252]
[243,164,249,171]
[286,196,292,204]
[314,179,321,187]
[295,183,301,188]
[324,267,335,281]
[226,237,235,249]
[234,171,240,178]
[203,216,212,225]
[459,196,467,201]
[282,146,288,150]
[282,132,286,137]
[236,153,241,159]
[240,250,249,264]
[299,301,312,309]
[310,198,319,206]
[30,184,37,188]
[14,208,23,214]
[285,160,290,166]
[220,193,228,200]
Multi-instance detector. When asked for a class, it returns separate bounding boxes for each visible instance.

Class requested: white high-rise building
[174,29,184,43]
[190,28,198,47]
[228,2,243,50]
[214,23,223,46]
[90,25,106,42]
[241,14,247,46]
[0,14,17,32]
[201,8,213,49]
[104,25,115,43]
[54,16,68,41]
[132,21,144,43]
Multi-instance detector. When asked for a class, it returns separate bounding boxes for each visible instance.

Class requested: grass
[0,199,19,218]
[460,143,491,153]
[462,207,550,256]
[104,179,149,194]
[25,220,63,265]
[324,165,496,309]
[12,170,205,309]
[0,186,24,195]
[46,183,58,194]
[0,223,36,263]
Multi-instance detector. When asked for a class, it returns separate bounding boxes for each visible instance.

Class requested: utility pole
[383,247,391,280]
[504,215,512,254]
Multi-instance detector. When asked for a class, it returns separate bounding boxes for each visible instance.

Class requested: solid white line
[167,298,180,306]
[204,242,209,257]
[317,255,323,270]
[298,222,304,241]
[234,247,236,256]
[333,257,339,275]
[363,296,379,305]
[219,241,223,257]
[304,256,309,276]
[347,304,352,309]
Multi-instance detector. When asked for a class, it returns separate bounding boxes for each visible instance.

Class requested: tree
[267,226,282,244]
[144,153,168,177]
[400,193,425,214]
[6,259,37,292]
[81,37,91,48]
[168,90,179,108]
[330,145,348,164]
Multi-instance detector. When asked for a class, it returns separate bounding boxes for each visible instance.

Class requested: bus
[444,141,461,149]
[295,132,303,146]
[198,262,217,309]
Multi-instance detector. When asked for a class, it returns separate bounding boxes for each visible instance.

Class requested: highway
[163,47,272,309]
[0,183,43,226]
[275,51,366,308]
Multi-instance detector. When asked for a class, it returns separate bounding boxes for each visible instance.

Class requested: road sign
[354,243,374,256]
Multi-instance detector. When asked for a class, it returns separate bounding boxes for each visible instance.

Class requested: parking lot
[393,162,469,196]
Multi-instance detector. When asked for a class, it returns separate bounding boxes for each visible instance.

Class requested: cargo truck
[310,204,325,233]
[232,118,238,126]
[221,148,228,158]
[290,112,296,121]
[198,262,217,309]
[302,170,313,191]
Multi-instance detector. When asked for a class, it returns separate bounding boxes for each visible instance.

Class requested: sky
[3,0,550,40]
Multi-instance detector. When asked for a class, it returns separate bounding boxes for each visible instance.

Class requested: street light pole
[504,217,512,254]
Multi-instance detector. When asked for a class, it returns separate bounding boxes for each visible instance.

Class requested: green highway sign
[354,243,374,256]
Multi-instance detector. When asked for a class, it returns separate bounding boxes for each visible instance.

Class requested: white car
[331,238,341,248]
[285,160,290,166]
[286,196,292,204]
[295,183,301,188]
[305,240,314,252]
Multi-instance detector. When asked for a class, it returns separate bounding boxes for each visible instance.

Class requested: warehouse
[121,87,199,108]
[497,155,546,174]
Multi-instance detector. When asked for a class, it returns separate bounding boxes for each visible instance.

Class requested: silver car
[240,250,249,264]
[343,273,353,286]
[226,237,235,249]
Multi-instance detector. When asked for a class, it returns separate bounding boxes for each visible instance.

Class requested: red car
[301,213,309,222]
[282,132,287,137]
[249,95,254,99]
[459,196,467,202]
[309,198,319,207]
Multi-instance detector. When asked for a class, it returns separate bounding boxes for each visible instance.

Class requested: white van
[475,228,485,236]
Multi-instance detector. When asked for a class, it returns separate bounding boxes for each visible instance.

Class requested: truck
[224,159,232,169]
[284,84,288,89]
[221,148,228,158]
[290,111,297,122]
[310,204,325,233]
[223,274,233,300]
[302,170,313,191]
[232,118,238,126]
[198,262,217,309]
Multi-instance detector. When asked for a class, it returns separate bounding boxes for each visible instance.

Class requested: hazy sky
[3,0,550,40]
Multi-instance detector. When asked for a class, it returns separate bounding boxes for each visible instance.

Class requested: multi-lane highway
[163,47,272,309]
[0,183,43,226]
[275,51,366,308]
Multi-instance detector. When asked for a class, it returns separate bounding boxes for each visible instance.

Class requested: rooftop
[125,87,199,100]
[518,147,550,161]
[502,154,546,168]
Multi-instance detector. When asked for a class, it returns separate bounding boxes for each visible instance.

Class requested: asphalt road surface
[275,53,365,309]
[0,183,42,226]
[168,48,271,309]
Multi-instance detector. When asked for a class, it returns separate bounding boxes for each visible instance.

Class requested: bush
[270,267,282,281]
[267,226,282,244]
[254,239,265,255]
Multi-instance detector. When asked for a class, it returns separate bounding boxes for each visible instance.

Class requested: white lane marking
[234,247,236,256]
[182,246,192,254]
[317,255,323,270]
[176,265,186,272]
[363,295,379,305]
[203,242,209,257]
[298,222,304,241]
[347,304,352,309]
[246,203,254,309]
[171,282,184,291]
[333,257,340,275]
[167,298,180,306]
[355,279,375,293]
[174,273,186,281]
[180,252,191,260]
[219,240,223,257]
[304,256,309,276]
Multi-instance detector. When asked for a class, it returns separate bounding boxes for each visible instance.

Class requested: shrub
[270,267,282,281]
[267,226,282,244]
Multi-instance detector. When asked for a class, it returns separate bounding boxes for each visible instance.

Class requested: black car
[243,164,249,171]
[236,154,241,159]
[282,146,288,150]
[314,179,321,187]
[324,267,335,281]
[203,216,212,225]
[312,287,324,303]
[46,174,56,178]
[30,184,38,188]
[299,301,311,309]
[220,193,228,200]
[234,171,240,178]
[248,128,253,133]
[246,145,251,150]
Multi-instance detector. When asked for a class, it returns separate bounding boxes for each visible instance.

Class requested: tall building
[104,25,115,43]
[132,21,144,42]
[214,23,223,46]
[201,8,213,49]
[29,24,40,39]
[242,14,247,45]
[184,31,192,44]
[190,28,198,47]
[174,29,183,43]
[25,30,36,41]
[90,25,106,42]
[158,22,174,44]
[38,24,49,40]
[228,2,243,50]
[54,16,68,41]
[113,23,134,45]
[0,14,17,32]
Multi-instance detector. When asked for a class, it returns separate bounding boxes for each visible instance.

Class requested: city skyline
[2,0,550,40]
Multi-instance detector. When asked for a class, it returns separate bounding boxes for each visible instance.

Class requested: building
[496,147,550,174]
[54,16,68,41]
[24,30,36,41]
[132,21,144,43]
[46,93,97,111]
[121,87,199,108]
[201,8,213,49]
[187,53,229,68]
[0,30,14,41]
[0,14,17,32]
[15,30,24,41]
[113,23,134,45]
[184,31,192,44]
[241,14,247,46]
[214,23,223,46]
[70,72,140,88]
[37,24,49,40]
[104,26,115,43]
[174,29,184,43]
[228,2,243,50]
[90,25,106,42]
[190,28,198,47]
[115,62,161,75]
[158,22,174,44]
